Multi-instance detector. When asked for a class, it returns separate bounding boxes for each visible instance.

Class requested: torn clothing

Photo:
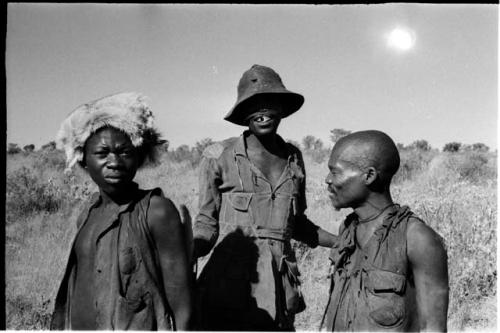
[51,186,174,330]
[321,205,422,332]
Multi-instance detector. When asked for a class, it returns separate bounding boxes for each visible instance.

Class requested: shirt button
[97,268,102,273]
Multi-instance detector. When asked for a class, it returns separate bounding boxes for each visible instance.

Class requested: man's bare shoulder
[147,195,181,235]
[407,216,447,262]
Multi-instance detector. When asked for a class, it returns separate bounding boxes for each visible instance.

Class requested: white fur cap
[56,92,157,171]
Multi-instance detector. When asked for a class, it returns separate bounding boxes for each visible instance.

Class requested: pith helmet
[224,65,305,126]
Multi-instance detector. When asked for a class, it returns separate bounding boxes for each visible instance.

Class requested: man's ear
[364,166,378,185]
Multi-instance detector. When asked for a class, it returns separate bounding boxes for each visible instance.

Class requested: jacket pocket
[366,269,406,328]
[220,193,253,229]
[229,192,252,211]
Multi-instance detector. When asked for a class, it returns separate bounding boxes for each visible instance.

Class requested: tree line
[7,129,490,158]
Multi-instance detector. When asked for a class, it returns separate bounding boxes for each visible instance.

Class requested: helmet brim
[224,91,304,126]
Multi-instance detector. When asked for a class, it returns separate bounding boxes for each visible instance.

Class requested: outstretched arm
[292,148,338,248]
[407,219,449,332]
[293,216,338,248]
[147,196,193,330]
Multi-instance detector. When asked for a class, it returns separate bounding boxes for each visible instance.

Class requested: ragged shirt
[51,185,174,330]
[322,205,421,332]
[193,131,320,330]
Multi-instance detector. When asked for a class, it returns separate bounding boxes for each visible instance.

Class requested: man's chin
[329,197,341,210]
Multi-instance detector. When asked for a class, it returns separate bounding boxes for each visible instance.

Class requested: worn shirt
[51,185,174,330]
[193,131,319,330]
[322,205,421,332]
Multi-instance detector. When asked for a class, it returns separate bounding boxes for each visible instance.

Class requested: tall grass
[5,148,497,330]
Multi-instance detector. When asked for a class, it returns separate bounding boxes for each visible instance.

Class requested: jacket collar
[234,130,296,163]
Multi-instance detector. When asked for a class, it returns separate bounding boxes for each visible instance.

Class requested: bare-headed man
[321,130,449,332]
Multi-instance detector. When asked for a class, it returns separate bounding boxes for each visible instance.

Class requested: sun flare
[387,27,415,52]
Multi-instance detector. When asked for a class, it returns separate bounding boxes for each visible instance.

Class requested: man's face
[246,100,283,136]
[325,148,367,210]
[84,127,139,194]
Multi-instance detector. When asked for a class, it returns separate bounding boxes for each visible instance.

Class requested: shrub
[302,135,318,151]
[35,149,67,171]
[23,144,35,153]
[329,128,351,144]
[8,143,22,155]
[443,142,462,153]
[393,149,436,183]
[472,143,489,152]
[41,141,56,151]
[6,167,64,222]
[408,139,432,151]
[449,152,493,183]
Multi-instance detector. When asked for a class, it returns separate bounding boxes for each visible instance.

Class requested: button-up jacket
[193,132,320,330]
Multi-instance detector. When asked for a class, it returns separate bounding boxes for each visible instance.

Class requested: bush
[393,149,436,183]
[8,143,22,155]
[408,139,432,151]
[35,149,67,171]
[472,143,489,152]
[6,167,64,222]
[448,152,493,183]
[23,144,35,153]
[443,142,462,153]
[330,128,351,144]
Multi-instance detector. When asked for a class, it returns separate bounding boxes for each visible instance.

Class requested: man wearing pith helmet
[193,64,337,330]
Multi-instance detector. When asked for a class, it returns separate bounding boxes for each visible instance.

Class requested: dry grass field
[5,146,497,331]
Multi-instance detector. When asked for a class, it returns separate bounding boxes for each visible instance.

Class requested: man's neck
[245,131,281,154]
[99,183,137,207]
[353,193,394,222]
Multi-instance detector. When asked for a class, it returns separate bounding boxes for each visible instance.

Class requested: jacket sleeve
[290,149,320,248]
[193,154,223,258]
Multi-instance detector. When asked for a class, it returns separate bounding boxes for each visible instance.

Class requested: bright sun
[387,27,415,52]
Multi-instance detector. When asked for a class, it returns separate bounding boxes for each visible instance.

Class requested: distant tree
[472,143,489,152]
[168,144,193,164]
[312,138,324,151]
[23,144,35,153]
[461,144,472,151]
[409,139,431,151]
[330,128,352,144]
[7,143,21,154]
[443,142,462,153]
[194,138,215,155]
[302,135,317,151]
[41,141,56,150]
[396,143,406,150]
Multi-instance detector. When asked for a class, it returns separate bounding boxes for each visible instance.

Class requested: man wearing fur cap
[193,65,337,330]
[51,92,193,330]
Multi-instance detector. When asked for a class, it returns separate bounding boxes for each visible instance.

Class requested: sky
[6,3,498,151]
